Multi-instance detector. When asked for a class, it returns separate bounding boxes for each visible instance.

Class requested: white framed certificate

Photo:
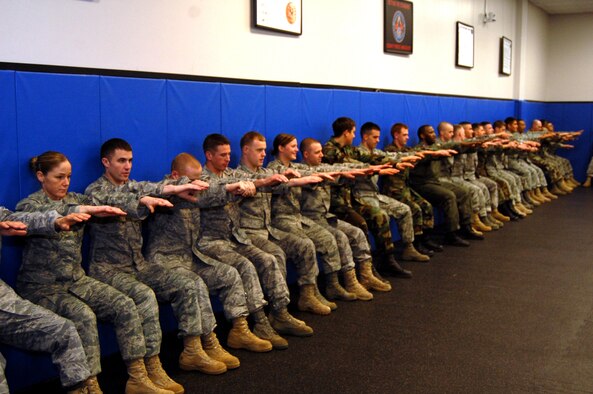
[500,36,512,75]
[456,22,474,68]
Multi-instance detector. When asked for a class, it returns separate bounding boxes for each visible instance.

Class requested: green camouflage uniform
[234,163,319,286]
[198,166,289,312]
[383,143,434,235]
[15,190,147,376]
[408,143,472,232]
[463,150,499,209]
[267,159,353,274]
[144,176,250,322]
[483,146,523,204]
[322,137,397,254]
[299,161,373,268]
[85,175,208,352]
[0,207,90,390]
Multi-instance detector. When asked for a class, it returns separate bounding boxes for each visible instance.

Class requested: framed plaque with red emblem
[253,0,302,36]
[384,0,413,55]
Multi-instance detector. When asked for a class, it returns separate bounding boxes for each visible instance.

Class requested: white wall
[1,0,587,102]
[545,12,593,102]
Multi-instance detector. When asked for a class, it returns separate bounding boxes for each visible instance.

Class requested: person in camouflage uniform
[322,117,413,278]
[145,152,282,351]
[85,138,232,393]
[299,137,392,293]
[15,151,161,394]
[436,122,492,234]
[0,206,92,394]
[235,131,334,316]
[383,123,444,255]
[357,122,431,261]
[197,133,314,339]
[268,133,378,301]
[408,125,483,246]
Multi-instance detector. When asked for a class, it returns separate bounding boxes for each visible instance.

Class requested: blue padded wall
[1,69,593,391]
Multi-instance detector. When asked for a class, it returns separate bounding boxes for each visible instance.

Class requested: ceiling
[529,0,593,14]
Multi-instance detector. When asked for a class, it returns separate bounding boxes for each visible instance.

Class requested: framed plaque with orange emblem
[253,0,302,36]
[384,0,413,55]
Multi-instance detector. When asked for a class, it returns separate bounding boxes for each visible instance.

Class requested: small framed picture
[253,0,302,36]
[500,36,512,75]
[384,0,413,55]
[456,22,474,68]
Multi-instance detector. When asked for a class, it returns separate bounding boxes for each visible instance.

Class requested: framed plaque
[253,0,302,36]
[384,0,413,54]
[500,36,512,75]
[456,22,474,68]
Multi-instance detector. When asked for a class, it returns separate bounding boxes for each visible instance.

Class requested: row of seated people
[0,116,581,394]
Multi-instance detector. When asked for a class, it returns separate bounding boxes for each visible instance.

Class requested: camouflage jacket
[409,142,442,185]
[144,175,230,268]
[298,162,336,223]
[382,143,413,196]
[16,190,89,286]
[84,175,177,273]
[266,159,304,227]
[234,163,289,240]
[199,166,253,244]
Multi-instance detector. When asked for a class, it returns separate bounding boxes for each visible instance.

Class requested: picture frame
[500,36,512,75]
[384,0,413,55]
[253,0,302,36]
[456,21,474,68]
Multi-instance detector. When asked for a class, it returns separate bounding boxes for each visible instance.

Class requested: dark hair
[417,124,432,139]
[493,120,505,129]
[480,121,491,127]
[30,151,69,174]
[390,123,408,139]
[459,121,471,126]
[203,133,230,154]
[101,138,132,160]
[504,116,517,126]
[240,131,265,149]
[360,122,380,136]
[332,117,356,137]
[271,133,296,156]
[472,122,481,131]
[300,137,320,153]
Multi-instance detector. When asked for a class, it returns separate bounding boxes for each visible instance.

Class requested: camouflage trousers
[473,176,499,209]
[357,194,415,244]
[385,186,434,235]
[485,166,522,204]
[19,275,147,376]
[91,262,206,354]
[0,281,90,388]
[410,180,471,232]
[0,352,5,394]
[330,205,370,239]
[507,158,538,189]
[274,217,343,275]
[350,199,396,254]
[197,236,288,312]
[525,160,548,187]
[530,155,563,183]
[244,228,319,287]
[317,217,371,269]
[441,177,487,217]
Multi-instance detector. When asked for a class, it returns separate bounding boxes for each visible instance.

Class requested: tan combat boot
[297,284,331,315]
[145,355,184,394]
[543,186,559,199]
[179,336,227,375]
[125,359,174,394]
[492,208,510,222]
[401,243,431,261]
[359,261,392,292]
[85,376,102,394]
[526,190,541,206]
[325,271,357,301]
[471,213,492,232]
[569,177,580,187]
[269,308,314,337]
[67,384,89,394]
[583,177,591,188]
[550,182,566,195]
[201,331,241,369]
[559,179,573,193]
[314,284,338,310]
[252,314,289,350]
[227,316,273,352]
[343,268,373,301]
[535,187,551,202]
[515,202,532,215]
